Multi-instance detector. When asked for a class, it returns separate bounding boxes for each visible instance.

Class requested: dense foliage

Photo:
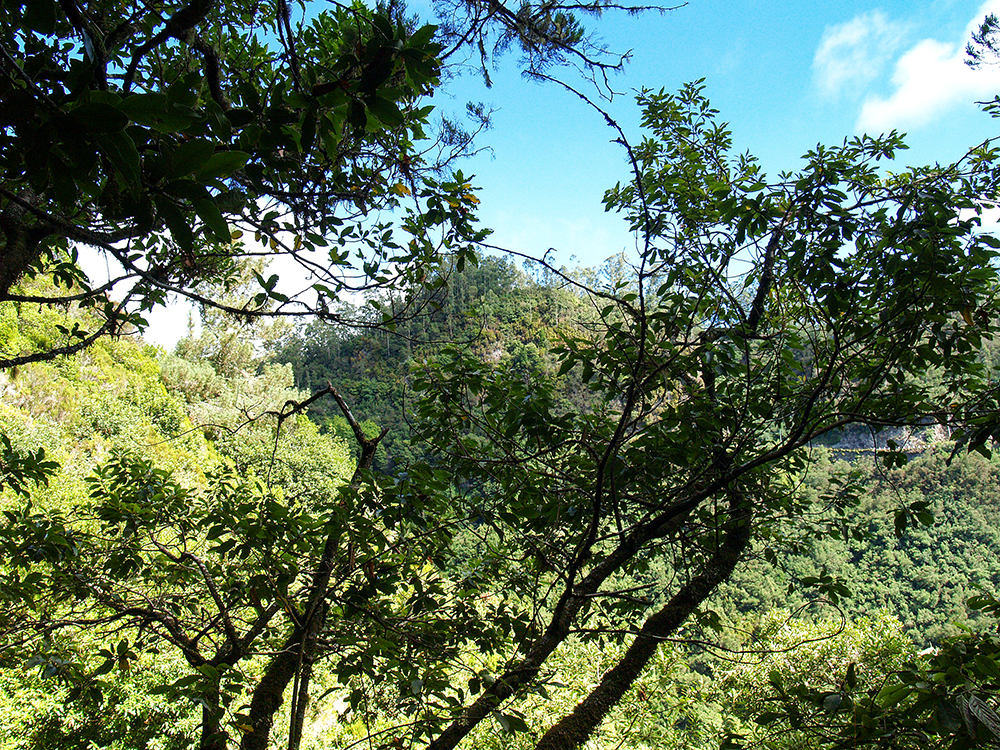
[5,295,1000,750]
[0,0,663,369]
[0,0,515,372]
[5,2,1000,750]
[272,254,593,468]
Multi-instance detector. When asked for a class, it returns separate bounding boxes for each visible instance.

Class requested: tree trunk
[0,202,42,299]
[533,500,754,750]
[239,387,383,750]
[239,560,331,750]
[240,630,304,750]
[287,654,314,750]
[426,501,699,750]
[200,683,228,750]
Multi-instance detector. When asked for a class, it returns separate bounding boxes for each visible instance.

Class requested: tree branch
[123,0,219,91]
[534,493,753,750]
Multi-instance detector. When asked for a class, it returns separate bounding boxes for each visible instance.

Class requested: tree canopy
[404,82,1000,750]
[1,0,663,368]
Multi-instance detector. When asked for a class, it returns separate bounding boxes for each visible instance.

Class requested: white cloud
[855,0,1000,133]
[813,11,904,98]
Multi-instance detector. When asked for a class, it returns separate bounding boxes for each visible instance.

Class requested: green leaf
[754,712,783,725]
[70,102,129,133]
[154,197,194,253]
[893,509,908,538]
[371,13,395,41]
[556,358,575,378]
[164,179,210,202]
[408,24,438,48]
[167,72,201,109]
[349,100,367,130]
[194,198,230,241]
[502,712,530,733]
[968,695,1000,739]
[822,693,843,714]
[94,130,141,193]
[300,110,317,154]
[24,0,56,34]
[118,93,194,132]
[367,96,404,127]
[768,669,784,690]
[170,139,217,178]
[194,151,250,180]
[876,682,912,708]
[974,654,1000,681]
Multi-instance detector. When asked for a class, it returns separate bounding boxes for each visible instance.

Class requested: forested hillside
[1,291,356,749]
[275,255,1000,643]
[272,256,598,469]
[4,262,1000,750]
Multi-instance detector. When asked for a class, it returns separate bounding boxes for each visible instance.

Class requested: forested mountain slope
[266,255,1000,748]
[273,255,599,469]
[3,256,1000,749]
[0,294,355,750]
[276,256,1000,643]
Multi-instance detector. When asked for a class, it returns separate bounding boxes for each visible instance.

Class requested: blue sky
[427,0,1000,273]
[142,0,1000,347]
